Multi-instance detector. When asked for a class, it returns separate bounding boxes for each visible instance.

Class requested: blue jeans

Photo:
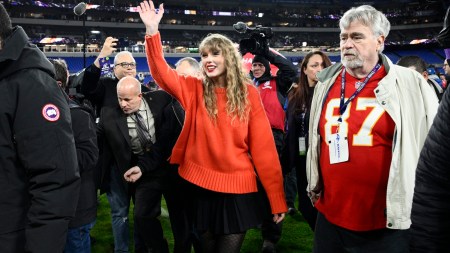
[64,221,96,253]
[106,166,131,253]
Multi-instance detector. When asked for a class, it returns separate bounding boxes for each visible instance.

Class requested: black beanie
[252,55,271,80]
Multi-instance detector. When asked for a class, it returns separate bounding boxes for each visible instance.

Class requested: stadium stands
[6,0,448,72]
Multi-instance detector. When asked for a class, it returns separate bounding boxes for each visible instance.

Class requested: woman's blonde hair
[199,33,251,122]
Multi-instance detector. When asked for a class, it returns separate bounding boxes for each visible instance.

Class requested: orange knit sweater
[145,33,287,214]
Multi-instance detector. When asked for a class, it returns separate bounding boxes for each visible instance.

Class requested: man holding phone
[79,37,151,253]
[80,37,148,115]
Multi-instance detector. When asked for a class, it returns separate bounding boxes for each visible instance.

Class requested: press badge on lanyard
[328,64,381,164]
[299,137,306,156]
[328,126,349,164]
[299,111,307,156]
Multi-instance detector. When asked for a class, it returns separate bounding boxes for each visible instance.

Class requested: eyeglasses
[116,62,137,68]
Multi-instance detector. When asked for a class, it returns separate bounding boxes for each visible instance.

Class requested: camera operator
[251,49,297,253]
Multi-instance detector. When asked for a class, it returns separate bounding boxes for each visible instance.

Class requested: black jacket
[284,86,315,174]
[97,91,172,193]
[0,27,80,252]
[162,97,185,156]
[68,100,99,228]
[252,50,298,104]
[80,63,149,117]
[80,58,150,191]
[410,88,450,252]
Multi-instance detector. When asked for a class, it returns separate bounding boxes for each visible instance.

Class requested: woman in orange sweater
[138,1,287,252]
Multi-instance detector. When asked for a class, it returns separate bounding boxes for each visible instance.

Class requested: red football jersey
[315,65,395,231]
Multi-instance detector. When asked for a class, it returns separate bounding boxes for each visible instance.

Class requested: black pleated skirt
[187,181,268,235]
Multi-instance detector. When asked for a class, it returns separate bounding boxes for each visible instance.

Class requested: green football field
[91,194,314,253]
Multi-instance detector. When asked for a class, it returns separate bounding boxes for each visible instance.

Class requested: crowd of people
[1,1,450,253]
[6,0,445,51]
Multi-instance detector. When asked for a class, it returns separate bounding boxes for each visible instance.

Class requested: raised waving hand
[137,1,164,36]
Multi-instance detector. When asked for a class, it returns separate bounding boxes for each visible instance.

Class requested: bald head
[117,76,140,91]
[117,76,142,114]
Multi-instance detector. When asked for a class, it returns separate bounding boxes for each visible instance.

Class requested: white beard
[342,55,364,69]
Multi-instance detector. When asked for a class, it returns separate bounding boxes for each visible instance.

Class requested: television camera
[233,21,273,55]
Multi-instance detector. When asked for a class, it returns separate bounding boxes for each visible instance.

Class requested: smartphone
[113,38,128,49]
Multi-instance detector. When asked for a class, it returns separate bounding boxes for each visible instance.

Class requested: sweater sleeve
[247,85,288,214]
[145,32,199,109]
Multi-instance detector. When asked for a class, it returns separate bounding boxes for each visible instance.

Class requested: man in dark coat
[410,88,450,252]
[80,37,149,119]
[98,76,172,253]
[410,5,450,247]
[79,37,150,252]
[0,4,80,253]
[50,58,99,253]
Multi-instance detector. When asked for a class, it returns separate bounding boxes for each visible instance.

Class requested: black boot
[437,6,450,47]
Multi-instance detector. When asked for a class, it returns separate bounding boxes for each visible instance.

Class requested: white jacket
[306,55,439,230]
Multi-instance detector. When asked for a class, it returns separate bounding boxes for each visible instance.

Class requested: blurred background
[4,0,449,81]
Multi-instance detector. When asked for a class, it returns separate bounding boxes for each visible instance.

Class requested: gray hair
[175,57,201,72]
[114,51,135,65]
[339,5,390,52]
[49,58,69,89]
